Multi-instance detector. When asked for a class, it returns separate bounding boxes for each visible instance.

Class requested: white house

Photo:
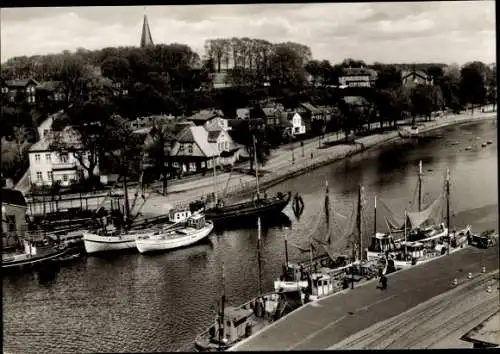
[204,117,232,132]
[28,127,99,187]
[281,112,306,137]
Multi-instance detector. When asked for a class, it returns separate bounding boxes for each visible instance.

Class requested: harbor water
[3,119,498,353]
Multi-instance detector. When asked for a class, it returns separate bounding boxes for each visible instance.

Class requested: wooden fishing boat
[2,237,68,270]
[204,135,290,226]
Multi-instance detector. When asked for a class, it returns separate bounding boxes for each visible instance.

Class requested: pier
[230,245,499,351]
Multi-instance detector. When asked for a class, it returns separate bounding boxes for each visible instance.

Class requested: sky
[1,2,496,65]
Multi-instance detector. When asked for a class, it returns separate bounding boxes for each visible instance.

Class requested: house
[297,102,324,121]
[401,70,434,87]
[280,111,307,138]
[343,96,371,107]
[28,126,99,187]
[261,107,282,127]
[211,72,232,89]
[1,188,28,248]
[1,78,39,104]
[186,109,224,126]
[339,67,377,88]
[36,81,66,103]
[207,129,241,167]
[130,114,176,131]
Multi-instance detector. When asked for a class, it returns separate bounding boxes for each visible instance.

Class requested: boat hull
[205,192,291,225]
[2,247,68,269]
[83,232,139,254]
[136,222,214,254]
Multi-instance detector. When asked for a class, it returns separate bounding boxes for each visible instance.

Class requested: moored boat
[135,214,214,254]
[2,236,68,270]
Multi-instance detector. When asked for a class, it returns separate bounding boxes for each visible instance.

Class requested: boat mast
[218,260,225,349]
[284,229,289,268]
[374,195,377,236]
[253,135,260,197]
[357,185,364,262]
[213,155,218,206]
[404,210,408,255]
[257,216,263,297]
[446,168,450,256]
[123,173,131,226]
[418,160,423,212]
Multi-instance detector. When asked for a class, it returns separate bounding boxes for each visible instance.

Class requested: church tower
[140,12,154,48]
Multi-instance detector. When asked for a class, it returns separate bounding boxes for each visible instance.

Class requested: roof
[343,96,370,106]
[4,78,39,88]
[401,70,432,81]
[224,306,254,322]
[1,188,27,207]
[29,139,51,152]
[207,130,222,142]
[300,103,321,114]
[37,81,63,91]
[175,126,218,157]
[262,107,277,117]
[187,110,223,122]
[461,310,499,347]
[236,108,250,118]
[341,67,375,77]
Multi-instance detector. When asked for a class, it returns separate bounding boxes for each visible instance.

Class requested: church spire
[140,11,154,48]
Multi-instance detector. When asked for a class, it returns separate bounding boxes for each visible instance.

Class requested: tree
[269,44,306,89]
[305,60,322,86]
[341,58,366,68]
[52,53,92,107]
[50,97,118,185]
[410,85,443,123]
[486,64,497,110]
[460,61,487,113]
[145,124,172,196]
[376,66,402,90]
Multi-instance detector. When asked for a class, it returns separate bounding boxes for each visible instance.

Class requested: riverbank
[140,111,496,217]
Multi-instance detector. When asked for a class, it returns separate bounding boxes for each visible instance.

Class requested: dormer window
[1,87,8,94]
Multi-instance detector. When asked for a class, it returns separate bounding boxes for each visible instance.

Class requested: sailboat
[203,135,291,226]
[275,183,376,301]
[367,167,468,267]
[194,217,303,352]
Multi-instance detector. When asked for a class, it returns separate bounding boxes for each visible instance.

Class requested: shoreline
[142,112,496,216]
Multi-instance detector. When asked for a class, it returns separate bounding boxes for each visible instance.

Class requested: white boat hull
[83,232,140,254]
[136,222,214,254]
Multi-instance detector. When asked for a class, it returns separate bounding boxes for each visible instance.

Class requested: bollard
[467,273,472,279]
[482,266,486,273]
[486,285,492,293]
[452,278,458,286]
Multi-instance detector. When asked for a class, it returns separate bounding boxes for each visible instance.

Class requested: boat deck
[230,245,499,351]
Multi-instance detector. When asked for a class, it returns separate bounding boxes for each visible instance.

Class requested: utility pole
[446,168,451,256]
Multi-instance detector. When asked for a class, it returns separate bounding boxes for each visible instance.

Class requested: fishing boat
[2,234,68,270]
[135,213,214,254]
[204,135,291,226]
[377,161,449,243]
[275,183,379,301]
[194,217,304,352]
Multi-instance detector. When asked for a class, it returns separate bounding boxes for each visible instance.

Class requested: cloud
[1,2,495,65]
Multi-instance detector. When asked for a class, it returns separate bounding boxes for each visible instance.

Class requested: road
[24,109,497,217]
[230,245,499,351]
[329,271,499,349]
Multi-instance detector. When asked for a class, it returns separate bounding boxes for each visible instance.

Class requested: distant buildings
[338,67,378,88]
[1,78,66,105]
[401,69,434,87]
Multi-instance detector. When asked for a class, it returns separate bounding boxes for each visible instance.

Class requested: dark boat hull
[205,192,291,225]
[2,247,69,270]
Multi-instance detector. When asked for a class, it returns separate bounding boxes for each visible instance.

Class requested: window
[47,171,53,181]
[189,162,196,171]
[188,144,193,153]
[61,154,68,163]
[63,174,68,182]
[225,141,228,150]
[43,129,49,138]
[6,215,16,232]
[36,171,42,181]
[179,144,185,152]
[45,153,51,162]
[1,87,8,94]
[35,154,41,162]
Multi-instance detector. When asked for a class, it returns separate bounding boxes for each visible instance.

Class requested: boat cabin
[169,208,192,223]
[368,233,397,256]
[310,273,336,299]
[212,306,255,344]
[399,241,424,260]
[187,214,206,229]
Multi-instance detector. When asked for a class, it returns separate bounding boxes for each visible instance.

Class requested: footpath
[26,109,497,216]
[230,245,499,351]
